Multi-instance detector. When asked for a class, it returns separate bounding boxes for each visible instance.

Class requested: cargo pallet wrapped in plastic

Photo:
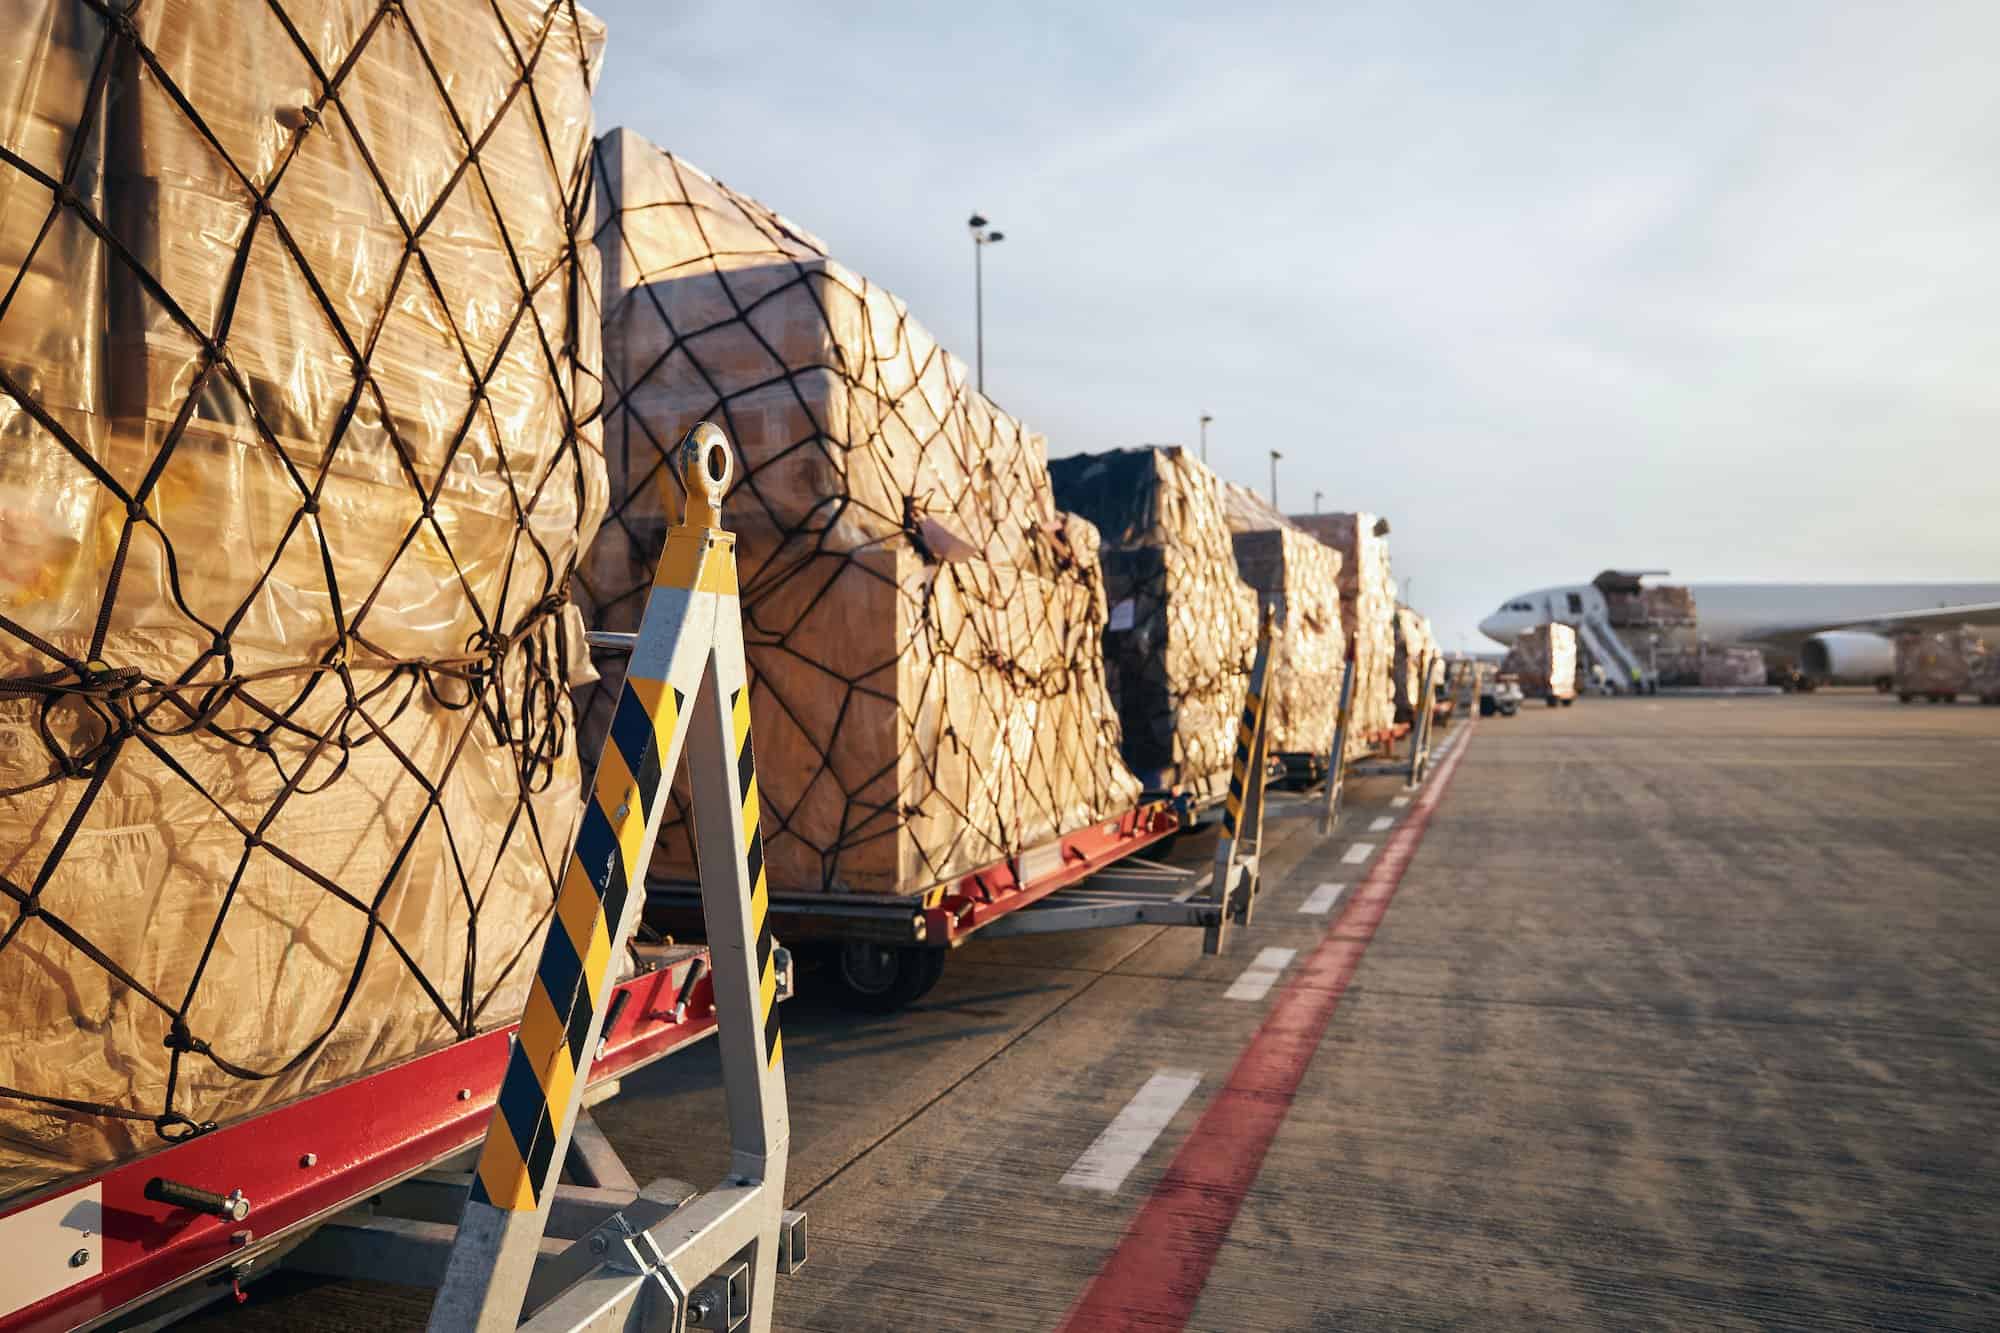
[1894,629,1981,701]
[1218,483,1345,761]
[1287,512,1396,756]
[0,1,607,1204]
[1392,605,1438,724]
[1047,448,1258,803]
[1503,624,1578,702]
[578,130,1139,898]
[1699,646,1768,688]
[1970,640,2000,705]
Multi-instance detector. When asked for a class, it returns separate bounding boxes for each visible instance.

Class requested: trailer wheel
[1559,697,1574,708]
[829,942,947,1013]
[1545,696,1559,709]
[1899,693,1914,704]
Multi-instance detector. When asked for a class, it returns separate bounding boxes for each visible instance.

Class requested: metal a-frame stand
[1315,657,1358,836]
[1316,655,1442,836]
[426,423,797,1333]
[1205,612,1275,954]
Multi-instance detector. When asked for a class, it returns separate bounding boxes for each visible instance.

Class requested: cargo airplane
[1478,572,2000,686]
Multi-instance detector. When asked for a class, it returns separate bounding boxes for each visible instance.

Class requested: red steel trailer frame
[648,800,1183,952]
[0,948,718,1333]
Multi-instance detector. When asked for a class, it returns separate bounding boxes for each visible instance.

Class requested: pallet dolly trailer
[624,611,1291,1005]
[0,426,804,1333]
[1311,655,1447,836]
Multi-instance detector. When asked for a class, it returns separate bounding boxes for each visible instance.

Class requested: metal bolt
[230,1230,253,1247]
[68,1248,89,1268]
[457,1088,471,1101]
[299,1153,317,1168]
[588,1234,609,1255]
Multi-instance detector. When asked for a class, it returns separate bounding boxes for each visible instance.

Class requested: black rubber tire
[827,942,947,1013]
[1559,697,1574,708]
[1545,697,1559,708]
[1899,694,1915,704]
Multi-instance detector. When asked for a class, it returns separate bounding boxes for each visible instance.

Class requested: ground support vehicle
[0,427,804,1333]
[1482,674,1524,717]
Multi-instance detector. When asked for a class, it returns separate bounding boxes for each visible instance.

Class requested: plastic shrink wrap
[1894,630,1980,697]
[1287,512,1396,756]
[1502,624,1578,700]
[578,130,1138,897]
[0,1,607,1202]
[1392,606,1439,723]
[1217,484,1344,757]
[1698,647,1767,688]
[1047,448,1258,799]
[1970,639,2000,703]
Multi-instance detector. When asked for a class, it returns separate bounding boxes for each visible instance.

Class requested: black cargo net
[578,138,1138,897]
[0,0,603,1194]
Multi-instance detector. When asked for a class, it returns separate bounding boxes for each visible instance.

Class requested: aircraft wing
[1742,601,2000,647]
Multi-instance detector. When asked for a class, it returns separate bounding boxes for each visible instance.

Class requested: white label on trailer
[1299,883,1346,915]
[1061,1070,1203,1192]
[1368,815,1396,833]
[1013,840,1067,886]
[1390,795,1411,808]
[1107,598,1136,631]
[1224,947,1297,1002]
[0,1182,101,1318]
[1342,842,1375,865]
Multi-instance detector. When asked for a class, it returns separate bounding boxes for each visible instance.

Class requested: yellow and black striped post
[430,423,789,1333]
[1206,610,1276,954]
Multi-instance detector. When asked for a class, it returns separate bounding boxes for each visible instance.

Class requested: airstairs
[1573,613,1649,693]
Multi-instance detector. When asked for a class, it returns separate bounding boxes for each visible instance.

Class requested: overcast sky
[584,0,1998,648]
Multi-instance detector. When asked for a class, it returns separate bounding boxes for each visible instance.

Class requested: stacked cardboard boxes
[580,131,1139,896]
[1895,630,1981,700]
[1503,623,1578,702]
[1288,513,1396,755]
[1392,606,1440,723]
[1217,484,1345,758]
[0,1,607,1200]
[1048,449,1258,798]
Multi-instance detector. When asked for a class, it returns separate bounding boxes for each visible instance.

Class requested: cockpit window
[1505,600,1533,612]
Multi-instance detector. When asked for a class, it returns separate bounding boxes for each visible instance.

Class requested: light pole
[968,212,1004,393]
[1312,489,1322,515]
[1199,412,1213,463]
[1268,449,1282,505]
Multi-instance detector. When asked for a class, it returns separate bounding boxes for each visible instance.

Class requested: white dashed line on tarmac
[1390,795,1411,808]
[1368,815,1396,832]
[1299,883,1346,915]
[1224,947,1298,1001]
[1342,842,1375,865]
[1060,1070,1203,1192]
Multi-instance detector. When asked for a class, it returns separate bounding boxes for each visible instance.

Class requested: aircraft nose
[1478,615,1507,645]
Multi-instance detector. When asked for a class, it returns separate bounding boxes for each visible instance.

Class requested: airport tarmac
[193,691,2000,1331]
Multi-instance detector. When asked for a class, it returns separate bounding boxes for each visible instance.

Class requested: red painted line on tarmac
[1056,725,1476,1333]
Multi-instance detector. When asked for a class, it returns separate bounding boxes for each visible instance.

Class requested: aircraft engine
[1799,631,1896,687]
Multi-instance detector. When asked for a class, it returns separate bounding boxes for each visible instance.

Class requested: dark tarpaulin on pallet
[1048,446,1258,796]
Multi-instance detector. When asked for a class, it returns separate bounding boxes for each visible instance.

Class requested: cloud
[586,0,2000,643]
